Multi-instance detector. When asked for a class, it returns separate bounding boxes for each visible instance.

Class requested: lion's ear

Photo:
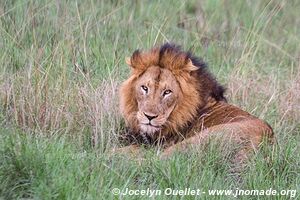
[125,50,148,74]
[125,56,144,75]
[184,58,198,72]
[125,50,143,70]
[125,56,141,74]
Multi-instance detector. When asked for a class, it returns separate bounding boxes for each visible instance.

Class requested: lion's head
[120,43,225,139]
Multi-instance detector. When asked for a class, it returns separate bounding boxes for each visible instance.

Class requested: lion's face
[120,44,207,137]
[135,66,180,134]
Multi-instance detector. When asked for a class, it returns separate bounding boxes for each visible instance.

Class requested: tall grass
[0,0,299,199]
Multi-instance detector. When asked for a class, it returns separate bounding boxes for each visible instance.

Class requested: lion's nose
[144,113,158,121]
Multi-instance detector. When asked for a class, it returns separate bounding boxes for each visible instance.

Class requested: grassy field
[0,0,299,199]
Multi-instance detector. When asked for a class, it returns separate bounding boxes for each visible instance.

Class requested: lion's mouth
[140,123,161,134]
[143,123,160,128]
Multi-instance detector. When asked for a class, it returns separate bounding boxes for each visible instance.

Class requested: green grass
[0,0,299,199]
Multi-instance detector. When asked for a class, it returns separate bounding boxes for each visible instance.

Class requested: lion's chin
[140,124,161,135]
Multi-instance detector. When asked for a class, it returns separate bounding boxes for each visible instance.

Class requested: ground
[0,0,299,199]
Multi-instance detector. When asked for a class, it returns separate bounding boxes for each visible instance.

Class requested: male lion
[117,43,273,161]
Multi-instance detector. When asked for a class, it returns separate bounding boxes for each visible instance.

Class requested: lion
[116,43,273,162]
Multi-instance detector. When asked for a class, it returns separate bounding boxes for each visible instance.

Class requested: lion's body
[165,100,272,147]
[118,43,273,159]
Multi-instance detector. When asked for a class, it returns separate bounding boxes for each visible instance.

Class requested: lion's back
[189,101,274,144]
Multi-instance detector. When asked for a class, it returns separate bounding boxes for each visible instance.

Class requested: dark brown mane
[158,43,226,102]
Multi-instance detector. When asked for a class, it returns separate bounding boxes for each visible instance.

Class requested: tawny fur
[117,43,273,160]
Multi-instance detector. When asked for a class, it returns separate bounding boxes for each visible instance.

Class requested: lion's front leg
[110,144,145,160]
[160,130,210,159]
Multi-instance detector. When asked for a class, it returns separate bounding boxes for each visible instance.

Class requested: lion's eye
[141,85,148,93]
[163,89,172,96]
